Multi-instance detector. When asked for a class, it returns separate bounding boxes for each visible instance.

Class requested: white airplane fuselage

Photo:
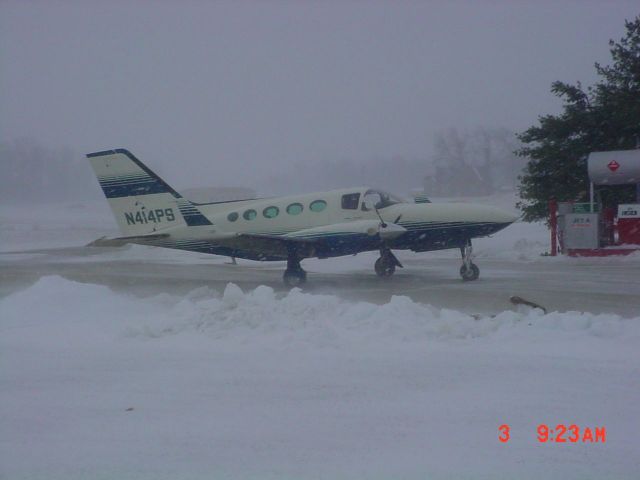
[156,188,516,261]
[87,149,517,283]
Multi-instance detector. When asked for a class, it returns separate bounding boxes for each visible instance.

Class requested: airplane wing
[223,220,406,259]
[220,232,315,259]
[87,233,170,247]
[85,230,305,259]
[86,220,406,261]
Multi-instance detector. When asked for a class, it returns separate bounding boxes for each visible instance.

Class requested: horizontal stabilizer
[87,233,170,247]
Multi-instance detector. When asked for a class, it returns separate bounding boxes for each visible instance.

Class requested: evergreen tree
[516,17,640,222]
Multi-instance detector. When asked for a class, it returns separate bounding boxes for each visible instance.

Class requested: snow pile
[473,220,551,260]
[154,282,636,346]
[2,276,639,480]
[2,276,636,349]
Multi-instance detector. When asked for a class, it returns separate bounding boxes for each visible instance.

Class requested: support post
[549,199,557,256]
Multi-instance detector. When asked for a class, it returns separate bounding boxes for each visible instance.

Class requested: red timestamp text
[537,424,606,443]
[498,424,606,443]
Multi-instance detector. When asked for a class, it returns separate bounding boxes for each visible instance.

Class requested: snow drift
[2,276,639,480]
[2,276,636,348]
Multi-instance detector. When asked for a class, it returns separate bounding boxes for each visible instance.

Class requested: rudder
[87,149,211,236]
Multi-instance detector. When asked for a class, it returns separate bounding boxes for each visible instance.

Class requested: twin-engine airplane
[87,149,517,286]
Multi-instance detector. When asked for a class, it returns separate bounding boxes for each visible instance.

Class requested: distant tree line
[260,127,525,199]
[262,155,431,197]
[0,138,99,204]
[426,127,525,197]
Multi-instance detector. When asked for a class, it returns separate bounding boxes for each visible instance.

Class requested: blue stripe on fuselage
[125,221,512,261]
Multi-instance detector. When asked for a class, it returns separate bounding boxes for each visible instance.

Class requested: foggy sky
[1,0,638,193]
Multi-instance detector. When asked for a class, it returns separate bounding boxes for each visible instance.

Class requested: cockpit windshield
[362,189,404,210]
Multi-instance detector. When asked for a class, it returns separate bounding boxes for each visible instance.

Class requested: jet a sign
[571,216,594,227]
[607,160,620,172]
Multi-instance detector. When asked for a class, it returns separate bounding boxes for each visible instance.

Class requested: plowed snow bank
[2,276,636,349]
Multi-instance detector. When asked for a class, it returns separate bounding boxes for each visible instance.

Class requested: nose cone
[390,202,518,230]
[467,205,519,231]
[467,204,518,236]
[479,205,519,224]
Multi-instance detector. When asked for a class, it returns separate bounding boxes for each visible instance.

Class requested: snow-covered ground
[1,195,639,479]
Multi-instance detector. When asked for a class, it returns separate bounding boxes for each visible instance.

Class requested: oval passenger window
[309,200,327,212]
[263,206,279,218]
[286,203,303,215]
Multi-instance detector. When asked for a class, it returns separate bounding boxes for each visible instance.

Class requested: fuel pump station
[550,149,640,256]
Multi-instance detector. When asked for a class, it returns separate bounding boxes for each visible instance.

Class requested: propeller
[374,205,387,228]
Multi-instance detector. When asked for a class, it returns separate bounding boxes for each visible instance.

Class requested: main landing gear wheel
[283,252,307,287]
[459,263,480,281]
[283,268,307,287]
[374,256,396,277]
[459,240,480,281]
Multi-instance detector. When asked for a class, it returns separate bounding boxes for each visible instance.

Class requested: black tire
[460,263,480,281]
[375,256,396,277]
[283,269,307,287]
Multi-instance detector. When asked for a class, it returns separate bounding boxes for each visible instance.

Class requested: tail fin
[87,149,211,236]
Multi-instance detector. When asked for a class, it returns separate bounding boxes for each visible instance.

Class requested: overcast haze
[1,0,638,194]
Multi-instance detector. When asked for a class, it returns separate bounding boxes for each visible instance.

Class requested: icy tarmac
[2,245,640,318]
[1,200,640,479]
[2,208,639,318]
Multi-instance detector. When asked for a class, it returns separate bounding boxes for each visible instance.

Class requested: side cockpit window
[362,189,403,210]
[341,193,360,210]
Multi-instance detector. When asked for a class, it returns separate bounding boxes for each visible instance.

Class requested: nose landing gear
[459,240,480,281]
[374,248,403,277]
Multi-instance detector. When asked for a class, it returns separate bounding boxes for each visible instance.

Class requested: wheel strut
[283,252,307,287]
[459,240,480,281]
[460,240,473,269]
